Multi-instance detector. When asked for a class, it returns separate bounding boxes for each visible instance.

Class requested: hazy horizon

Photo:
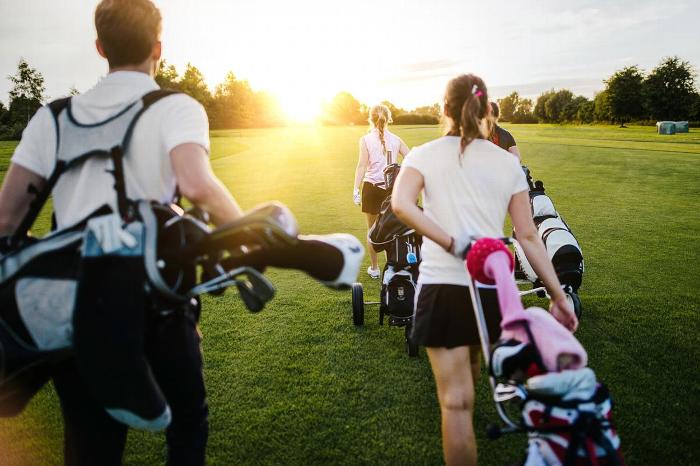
[1,0,698,119]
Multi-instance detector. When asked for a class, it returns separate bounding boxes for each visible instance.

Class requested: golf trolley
[351,230,421,357]
[350,161,422,357]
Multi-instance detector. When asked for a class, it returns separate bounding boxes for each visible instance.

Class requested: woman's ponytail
[444,74,489,157]
[369,104,392,157]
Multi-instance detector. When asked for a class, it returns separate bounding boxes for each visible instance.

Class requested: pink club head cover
[466,238,514,284]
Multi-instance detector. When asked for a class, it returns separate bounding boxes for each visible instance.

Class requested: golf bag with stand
[351,159,422,357]
[514,167,584,317]
[0,90,358,429]
[465,238,624,465]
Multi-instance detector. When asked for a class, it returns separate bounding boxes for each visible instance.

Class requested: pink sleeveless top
[362,128,401,185]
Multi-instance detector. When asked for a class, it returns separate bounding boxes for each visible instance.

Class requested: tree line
[0,58,440,140]
[2,55,698,140]
[498,56,700,125]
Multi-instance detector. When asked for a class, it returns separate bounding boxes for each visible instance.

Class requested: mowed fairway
[0,124,699,465]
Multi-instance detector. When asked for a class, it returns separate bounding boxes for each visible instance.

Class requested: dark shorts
[412,284,502,349]
[361,181,387,215]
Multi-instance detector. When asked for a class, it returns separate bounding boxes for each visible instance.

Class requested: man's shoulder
[147,91,205,113]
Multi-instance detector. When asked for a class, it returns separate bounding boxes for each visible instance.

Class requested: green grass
[0,124,699,465]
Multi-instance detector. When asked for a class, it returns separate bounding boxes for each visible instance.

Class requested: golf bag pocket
[73,214,171,431]
[388,234,421,268]
[523,384,624,466]
[0,227,83,416]
[384,269,416,318]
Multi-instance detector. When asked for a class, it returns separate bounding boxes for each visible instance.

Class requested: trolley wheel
[405,326,418,357]
[351,283,364,326]
[565,291,583,320]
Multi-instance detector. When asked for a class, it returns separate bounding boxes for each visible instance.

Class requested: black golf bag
[368,163,421,324]
[0,90,286,429]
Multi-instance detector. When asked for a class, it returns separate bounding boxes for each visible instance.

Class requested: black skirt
[412,284,502,349]
[361,181,387,215]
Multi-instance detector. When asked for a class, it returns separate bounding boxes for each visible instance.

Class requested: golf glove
[450,232,474,259]
[353,188,361,206]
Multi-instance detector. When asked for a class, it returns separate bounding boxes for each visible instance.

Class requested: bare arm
[391,167,452,250]
[509,190,578,331]
[0,163,46,236]
[353,138,369,191]
[170,143,243,226]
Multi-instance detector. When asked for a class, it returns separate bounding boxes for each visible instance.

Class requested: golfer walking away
[392,74,578,466]
[353,104,409,278]
[489,101,520,158]
[0,0,243,464]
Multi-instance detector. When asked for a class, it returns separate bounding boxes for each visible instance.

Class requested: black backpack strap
[109,89,181,219]
[121,89,181,152]
[11,98,71,242]
[48,97,71,155]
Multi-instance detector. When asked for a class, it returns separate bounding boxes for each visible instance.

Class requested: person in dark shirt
[489,101,521,159]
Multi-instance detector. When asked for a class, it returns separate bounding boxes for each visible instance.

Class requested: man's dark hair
[95,0,162,68]
[490,101,500,119]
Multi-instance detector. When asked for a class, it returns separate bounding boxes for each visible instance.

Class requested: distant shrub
[392,113,439,125]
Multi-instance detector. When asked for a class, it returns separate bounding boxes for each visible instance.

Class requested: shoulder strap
[11,98,71,243]
[112,89,182,218]
[48,97,71,156]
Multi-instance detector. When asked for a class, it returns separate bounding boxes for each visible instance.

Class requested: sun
[277,91,323,124]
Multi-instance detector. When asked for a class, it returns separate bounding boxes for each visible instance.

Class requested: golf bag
[0,90,270,430]
[465,238,623,466]
[514,168,584,295]
[368,163,421,321]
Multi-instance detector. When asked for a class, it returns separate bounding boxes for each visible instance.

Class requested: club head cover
[466,238,514,285]
[490,338,541,381]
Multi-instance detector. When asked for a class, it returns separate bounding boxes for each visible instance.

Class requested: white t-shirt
[362,128,402,185]
[11,71,209,228]
[402,136,528,286]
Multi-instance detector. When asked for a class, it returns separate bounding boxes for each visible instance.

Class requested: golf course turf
[0,124,698,465]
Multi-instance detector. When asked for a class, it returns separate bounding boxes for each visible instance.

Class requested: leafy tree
[252,90,285,127]
[155,59,181,90]
[7,58,46,126]
[412,103,441,119]
[690,93,700,122]
[604,66,645,126]
[644,56,697,121]
[545,89,574,123]
[497,92,520,121]
[511,97,537,123]
[593,91,612,122]
[576,99,595,123]
[0,101,7,125]
[178,63,211,106]
[209,71,255,128]
[323,92,364,125]
[380,101,405,118]
[562,96,590,122]
[534,90,555,122]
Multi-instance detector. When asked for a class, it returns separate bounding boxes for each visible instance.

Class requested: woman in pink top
[353,104,409,278]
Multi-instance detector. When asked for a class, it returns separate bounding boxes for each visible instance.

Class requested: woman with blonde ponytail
[353,104,409,278]
[392,74,578,466]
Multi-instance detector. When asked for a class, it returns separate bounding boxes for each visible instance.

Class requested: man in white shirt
[0,1,240,464]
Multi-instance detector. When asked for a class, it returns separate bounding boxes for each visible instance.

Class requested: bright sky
[1,0,698,121]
